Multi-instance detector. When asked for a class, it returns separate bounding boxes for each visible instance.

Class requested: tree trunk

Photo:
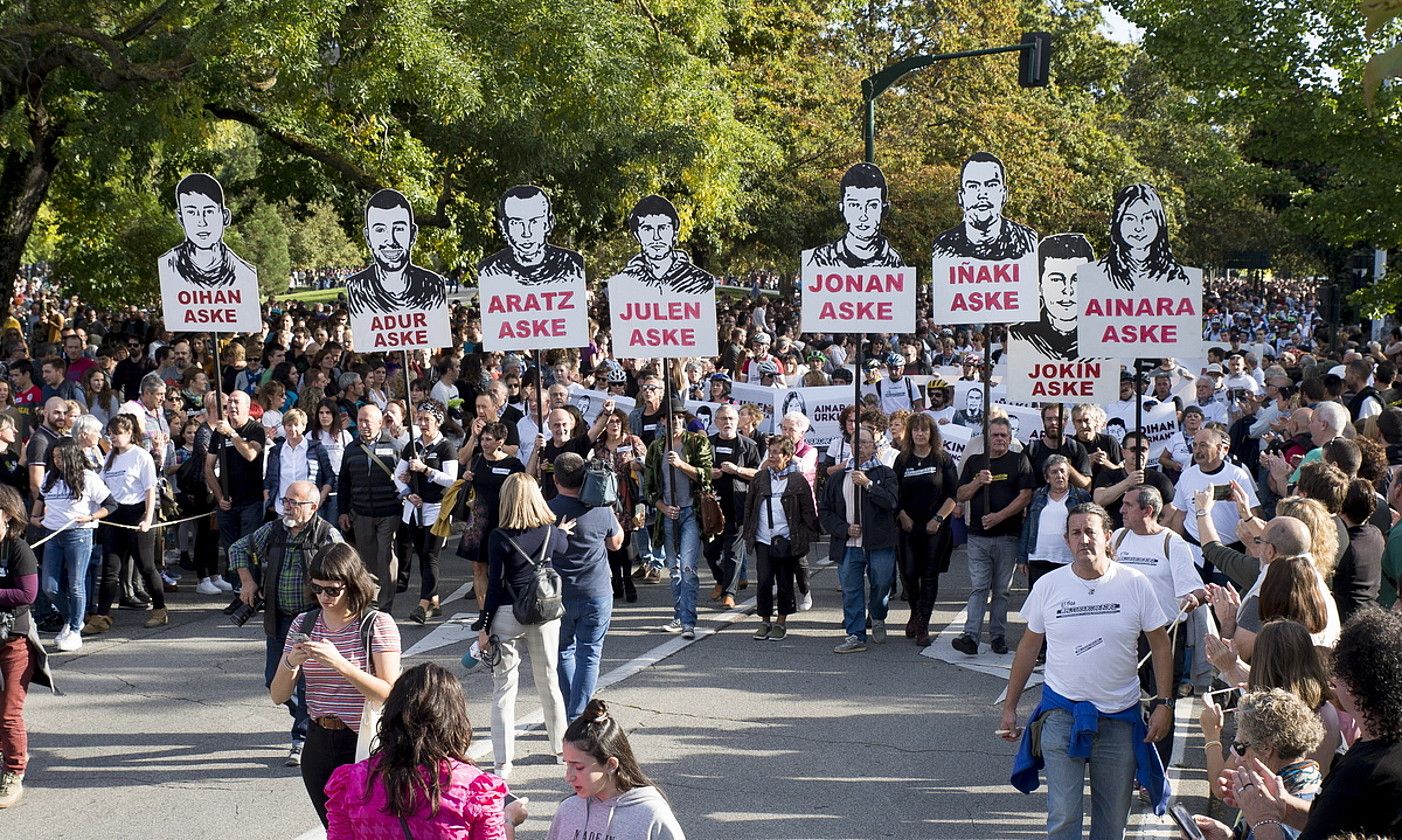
[0,95,62,323]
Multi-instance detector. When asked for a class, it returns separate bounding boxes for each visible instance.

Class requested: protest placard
[1004,336,1119,402]
[479,185,589,351]
[940,422,973,468]
[799,163,916,334]
[1073,184,1203,359]
[158,173,262,333]
[345,189,451,353]
[731,381,778,435]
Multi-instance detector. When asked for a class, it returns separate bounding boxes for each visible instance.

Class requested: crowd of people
[0,259,1400,839]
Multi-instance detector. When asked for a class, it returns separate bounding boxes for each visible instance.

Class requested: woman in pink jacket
[324,663,526,839]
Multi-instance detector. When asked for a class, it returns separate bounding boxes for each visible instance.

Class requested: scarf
[769,463,798,482]
[849,456,883,472]
[174,241,238,288]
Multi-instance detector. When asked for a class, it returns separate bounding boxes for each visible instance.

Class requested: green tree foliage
[284,200,360,272]
[226,201,290,297]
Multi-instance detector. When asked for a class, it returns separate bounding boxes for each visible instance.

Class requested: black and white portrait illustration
[1099,183,1190,292]
[805,163,904,268]
[1008,233,1095,361]
[158,174,257,290]
[613,195,716,294]
[781,390,808,420]
[478,185,585,287]
[929,152,1038,261]
[345,189,448,317]
[952,382,985,427]
[157,173,262,333]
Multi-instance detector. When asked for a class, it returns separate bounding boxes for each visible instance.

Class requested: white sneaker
[195,578,222,596]
[660,620,684,633]
[56,629,83,652]
[210,575,234,592]
[53,626,71,647]
[798,590,813,611]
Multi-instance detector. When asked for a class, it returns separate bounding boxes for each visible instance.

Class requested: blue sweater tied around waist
[1010,685,1170,816]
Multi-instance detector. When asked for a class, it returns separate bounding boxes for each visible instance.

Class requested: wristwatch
[1147,697,1175,713]
[931,514,945,526]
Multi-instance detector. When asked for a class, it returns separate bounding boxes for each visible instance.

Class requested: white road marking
[920,608,1046,702]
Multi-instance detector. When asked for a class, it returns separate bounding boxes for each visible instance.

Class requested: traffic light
[1019,32,1052,88]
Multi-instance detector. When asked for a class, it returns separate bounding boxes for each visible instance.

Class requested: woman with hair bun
[549,698,684,840]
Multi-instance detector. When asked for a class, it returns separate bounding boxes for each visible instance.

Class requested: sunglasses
[309,583,345,597]
[1230,740,1250,757]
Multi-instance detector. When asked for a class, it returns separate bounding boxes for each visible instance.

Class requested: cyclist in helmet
[708,373,737,405]
[865,351,922,413]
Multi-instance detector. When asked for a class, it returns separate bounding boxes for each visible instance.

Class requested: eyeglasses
[641,385,661,392]
[1251,536,1265,545]
[1230,740,1250,757]
[282,498,317,509]
[309,583,345,597]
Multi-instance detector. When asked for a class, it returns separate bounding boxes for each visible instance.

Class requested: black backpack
[500,527,565,626]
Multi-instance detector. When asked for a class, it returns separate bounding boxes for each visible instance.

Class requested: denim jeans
[42,528,96,633]
[637,517,665,572]
[1040,709,1137,840]
[264,612,310,746]
[557,592,613,721]
[839,546,896,640]
[963,535,1018,641]
[663,507,702,628]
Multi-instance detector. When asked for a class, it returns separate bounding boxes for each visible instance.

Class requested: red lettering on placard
[497,318,567,339]
[628,327,697,347]
[1032,361,1103,379]
[183,308,238,324]
[373,330,429,348]
[1099,324,1179,343]
[1084,297,1196,317]
[817,301,895,321]
[949,290,1019,312]
[177,289,242,305]
[948,264,1020,284]
[369,312,428,331]
[486,291,575,314]
[1031,380,1093,397]
[805,272,905,294]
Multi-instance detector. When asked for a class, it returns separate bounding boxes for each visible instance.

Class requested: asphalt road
[7,543,1207,839]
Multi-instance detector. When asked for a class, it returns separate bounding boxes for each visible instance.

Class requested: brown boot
[82,615,113,636]
[905,614,918,638]
[914,618,932,647]
[143,608,169,629]
[709,584,724,602]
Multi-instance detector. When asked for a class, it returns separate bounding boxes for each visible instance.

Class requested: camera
[229,596,265,627]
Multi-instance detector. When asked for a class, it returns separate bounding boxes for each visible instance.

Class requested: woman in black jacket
[893,413,959,647]
[743,436,819,641]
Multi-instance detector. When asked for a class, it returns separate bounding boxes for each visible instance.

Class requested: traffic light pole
[862,34,1050,164]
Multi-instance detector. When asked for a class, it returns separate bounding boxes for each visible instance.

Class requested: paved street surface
[7,544,1206,839]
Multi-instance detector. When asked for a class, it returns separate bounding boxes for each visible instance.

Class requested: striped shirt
[284,610,400,731]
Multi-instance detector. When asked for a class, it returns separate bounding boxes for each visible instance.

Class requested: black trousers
[755,543,798,620]
[704,530,744,595]
[897,523,952,620]
[398,520,442,602]
[97,503,164,613]
[609,530,636,597]
[301,722,357,827]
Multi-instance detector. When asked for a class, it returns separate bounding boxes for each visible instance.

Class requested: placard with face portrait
[1075,183,1203,358]
[158,173,262,332]
[345,188,451,353]
[800,162,916,333]
[1004,232,1119,402]
[930,152,1039,325]
[479,185,589,352]
[607,194,718,357]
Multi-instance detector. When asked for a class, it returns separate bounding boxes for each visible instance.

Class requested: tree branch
[115,0,178,43]
[0,22,190,85]
[204,103,451,227]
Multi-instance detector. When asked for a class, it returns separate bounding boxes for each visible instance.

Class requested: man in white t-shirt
[1221,354,1261,397]
[1184,376,1228,427]
[1167,427,1261,570]
[1001,502,1175,839]
[1112,485,1206,765]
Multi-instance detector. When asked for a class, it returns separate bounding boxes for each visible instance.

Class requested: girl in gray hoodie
[547,699,685,840]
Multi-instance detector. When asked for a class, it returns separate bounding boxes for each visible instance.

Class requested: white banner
[350,306,450,353]
[800,262,917,333]
[1141,401,1181,461]
[782,385,853,449]
[730,381,779,435]
[345,188,452,352]
[160,277,262,333]
[930,253,1039,325]
[1074,263,1204,358]
[607,276,718,357]
[565,386,635,426]
[940,422,972,469]
[158,173,262,333]
[995,402,1046,446]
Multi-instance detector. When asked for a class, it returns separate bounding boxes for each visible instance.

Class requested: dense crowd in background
[0,261,1400,840]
